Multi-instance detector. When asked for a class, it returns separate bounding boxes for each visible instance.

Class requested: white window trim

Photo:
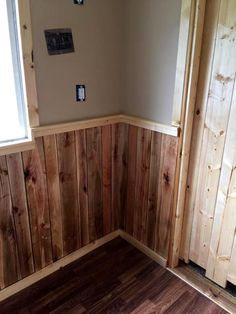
[1,0,39,155]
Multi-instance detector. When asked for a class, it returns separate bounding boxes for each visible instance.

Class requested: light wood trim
[169,264,236,314]
[119,230,167,268]
[0,230,120,302]
[172,0,193,126]
[0,139,35,157]
[169,0,206,267]
[33,115,178,137]
[32,115,179,138]
[180,0,221,263]
[32,115,121,138]
[18,0,39,127]
[0,115,178,156]
[119,115,178,137]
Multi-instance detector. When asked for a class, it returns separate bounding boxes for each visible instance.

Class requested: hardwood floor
[0,237,226,314]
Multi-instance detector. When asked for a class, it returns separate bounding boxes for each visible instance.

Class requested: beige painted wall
[31,0,125,125]
[124,0,181,125]
[31,0,181,126]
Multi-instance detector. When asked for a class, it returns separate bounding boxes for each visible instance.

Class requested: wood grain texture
[43,135,63,261]
[179,0,236,289]
[126,126,138,236]
[0,238,226,314]
[22,138,53,271]
[146,132,162,250]
[76,130,89,246]
[86,127,103,241]
[112,124,129,230]
[124,128,178,260]
[157,135,178,258]
[57,132,80,254]
[102,125,112,235]
[0,156,19,288]
[6,153,34,278]
[180,0,221,263]
[133,128,152,242]
[0,123,179,293]
[188,0,236,270]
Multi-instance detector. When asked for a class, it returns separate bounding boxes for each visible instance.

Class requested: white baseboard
[0,229,167,302]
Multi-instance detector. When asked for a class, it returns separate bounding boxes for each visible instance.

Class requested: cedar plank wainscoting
[0,118,178,295]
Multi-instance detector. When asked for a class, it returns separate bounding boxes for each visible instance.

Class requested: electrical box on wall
[76,85,86,102]
[74,0,84,4]
[44,29,74,55]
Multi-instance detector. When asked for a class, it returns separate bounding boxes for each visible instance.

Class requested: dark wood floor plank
[0,238,227,314]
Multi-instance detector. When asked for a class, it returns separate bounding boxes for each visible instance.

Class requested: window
[0,0,29,144]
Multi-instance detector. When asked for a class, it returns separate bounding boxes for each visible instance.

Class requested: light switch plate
[76,85,86,102]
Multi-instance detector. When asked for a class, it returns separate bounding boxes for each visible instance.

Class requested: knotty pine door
[180,0,236,288]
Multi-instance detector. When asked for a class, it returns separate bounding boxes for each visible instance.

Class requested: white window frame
[0,0,39,155]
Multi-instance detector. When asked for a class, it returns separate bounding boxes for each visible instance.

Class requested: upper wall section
[31,0,125,125]
[30,0,181,126]
[124,0,181,125]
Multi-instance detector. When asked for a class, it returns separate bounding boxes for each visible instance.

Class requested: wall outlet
[76,85,86,102]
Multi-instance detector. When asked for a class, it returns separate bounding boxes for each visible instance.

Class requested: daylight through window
[0,0,29,144]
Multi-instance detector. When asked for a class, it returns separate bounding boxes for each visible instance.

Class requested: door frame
[169,0,207,267]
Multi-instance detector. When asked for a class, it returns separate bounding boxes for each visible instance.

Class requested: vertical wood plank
[0,156,19,288]
[146,132,162,250]
[6,153,34,278]
[125,126,138,236]
[75,130,89,246]
[133,128,152,243]
[22,138,53,271]
[206,81,236,287]
[57,132,80,255]
[102,125,112,235]
[172,0,193,126]
[169,0,207,267]
[86,127,103,241]
[228,234,236,285]
[43,135,63,261]
[156,135,178,258]
[180,0,221,262]
[189,0,236,269]
[112,123,129,230]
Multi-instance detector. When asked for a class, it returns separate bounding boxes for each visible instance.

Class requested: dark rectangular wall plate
[44,29,75,55]
[74,0,84,4]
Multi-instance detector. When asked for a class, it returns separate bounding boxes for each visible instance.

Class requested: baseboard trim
[1,229,231,313]
[118,230,167,268]
[0,230,120,302]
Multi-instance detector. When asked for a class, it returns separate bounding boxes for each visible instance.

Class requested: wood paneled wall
[0,123,178,290]
[124,127,178,259]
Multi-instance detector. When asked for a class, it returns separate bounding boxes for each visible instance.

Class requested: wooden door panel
[181,0,236,288]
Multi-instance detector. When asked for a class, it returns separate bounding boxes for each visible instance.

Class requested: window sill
[0,138,35,156]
